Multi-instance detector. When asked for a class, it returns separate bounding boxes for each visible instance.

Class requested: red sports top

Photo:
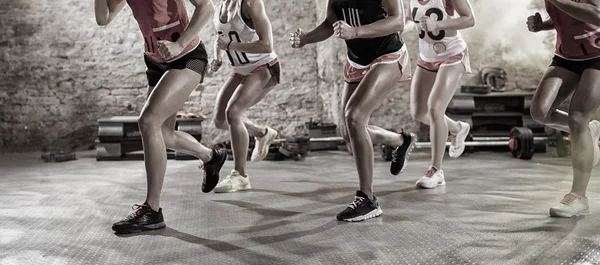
[127,0,200,63]
[546,0,600,60]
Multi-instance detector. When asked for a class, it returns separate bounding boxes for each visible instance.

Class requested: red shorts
[417,49,472,74]
[232,58,282,84]
[343,47,412,84]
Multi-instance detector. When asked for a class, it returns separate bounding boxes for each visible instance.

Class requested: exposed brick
[0,0,555,152]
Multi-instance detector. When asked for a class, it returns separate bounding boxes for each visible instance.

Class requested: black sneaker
[112,204,165,234]
[201,148,227,193]
[336,191,382,222]
[390,132,417,175]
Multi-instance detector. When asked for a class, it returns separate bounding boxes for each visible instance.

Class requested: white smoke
[461,0,555,71]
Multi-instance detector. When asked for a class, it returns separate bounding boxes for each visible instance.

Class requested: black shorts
[144,42,209,87]
[550,55,600,76]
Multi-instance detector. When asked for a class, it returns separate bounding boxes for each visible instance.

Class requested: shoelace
[448,135,457,146]
[348,196,365,210]
[561,194,578,205]
[127,204,150,219]
[425,168,436,178]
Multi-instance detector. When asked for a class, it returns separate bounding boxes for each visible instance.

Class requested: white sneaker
[251,127,278,162]
[449,121,470,158]
[589,120,600,167]
[549,193,590,217]
[214,169,251,193]
[416,167,446,189]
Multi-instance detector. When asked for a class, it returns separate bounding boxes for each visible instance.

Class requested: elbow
[465,16,475,28]
[261,42,273,53]
[594,10,600,26]
[397,20,406,34]
[392,17,405,34]
[96,18,109,26]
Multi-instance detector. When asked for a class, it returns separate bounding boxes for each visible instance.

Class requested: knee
[213,118,228,130]
[568,111,588,132]
[225,105,244,124]
[138,112,161,133]
[427,101,444,118]
[344,108,366,133]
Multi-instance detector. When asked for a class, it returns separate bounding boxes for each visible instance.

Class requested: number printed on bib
[219,31,250,66]
[413,7,446,41]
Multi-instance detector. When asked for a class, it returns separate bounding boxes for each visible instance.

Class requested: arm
[353,0,405,38]
[546,0,600,26]
[213,37,225,61]
[435,0,475,31]
[177,0,215,48]
[94,0,126,26]
[228,0,273,53]
[542,18,555,30]
[403,4,417,33]
[301,1,337,45]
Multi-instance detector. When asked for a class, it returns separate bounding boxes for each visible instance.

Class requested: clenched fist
[333,20,358,40]
[289,28,305,48]
[527,12,544,32]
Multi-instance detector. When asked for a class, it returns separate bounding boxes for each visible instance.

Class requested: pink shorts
[417,49,472,74]
[343,48,412,84]
[232,58,282,84]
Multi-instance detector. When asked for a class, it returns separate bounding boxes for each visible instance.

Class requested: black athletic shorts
[144,42,209,87]
[550,55,600,76]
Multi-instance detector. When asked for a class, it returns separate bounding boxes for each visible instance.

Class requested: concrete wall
[0,0,552,152]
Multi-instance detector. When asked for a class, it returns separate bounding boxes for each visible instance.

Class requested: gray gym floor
[1,149,599,265]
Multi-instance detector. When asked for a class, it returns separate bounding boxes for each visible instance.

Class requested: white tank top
[410,0,467,62]
[213,0,276,72]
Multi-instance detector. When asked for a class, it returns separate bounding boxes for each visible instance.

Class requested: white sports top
[410,0,467,62]
[213,0,276,73]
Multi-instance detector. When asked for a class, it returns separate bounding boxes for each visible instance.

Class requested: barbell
[272,127,541,160]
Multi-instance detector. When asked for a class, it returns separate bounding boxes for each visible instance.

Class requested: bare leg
[138,69,212,210]
[345,63,404,199]
[530,67,580,133]
[213,75,267,137]
[410,67,460,134]
[427,64,465,168]
[340,83,404,147]
[568,69,600,197]
[226,69,275,176]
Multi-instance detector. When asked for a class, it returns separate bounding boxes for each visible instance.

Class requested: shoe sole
[202,152,228,193]
[590,121,600,167]
[416,180,446,189]
[214,185,252,193]
[251,130,276,162]
[449,123,470,159]
[400,134,418,174]
[338,207,383,222]
[391,134,417,176]
[113,221,166,234]
[549,208,591,218]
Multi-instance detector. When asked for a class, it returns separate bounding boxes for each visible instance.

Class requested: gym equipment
[305,120,339,151]
[461,84,492,94]
[508,127,534,159]
[41,151,77,163]
[381,126,544,161]
[96,116,203,161]
[446,91,548,153]
[278,136,311,161]
[480,67,508,92]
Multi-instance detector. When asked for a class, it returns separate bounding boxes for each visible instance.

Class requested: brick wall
[0,0,552,152]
